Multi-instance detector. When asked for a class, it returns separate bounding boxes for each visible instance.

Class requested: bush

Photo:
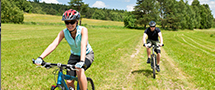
[124,14,136,28]
[1,0,24,23]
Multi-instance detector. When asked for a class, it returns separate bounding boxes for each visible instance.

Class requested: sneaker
[69,87,74,90]
[147,58,150,64]
[156,64,160,72]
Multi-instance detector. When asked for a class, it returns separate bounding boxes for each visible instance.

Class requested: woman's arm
[40,30,65,59]
[80,27,88,61]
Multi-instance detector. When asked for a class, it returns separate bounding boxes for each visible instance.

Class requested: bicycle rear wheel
[87,77,95,90]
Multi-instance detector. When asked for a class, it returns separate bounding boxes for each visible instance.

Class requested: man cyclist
[143,21,163,72]
[34,9,94,90]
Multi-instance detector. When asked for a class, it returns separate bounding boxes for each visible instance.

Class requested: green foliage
[91,9,106,20]
[185,4,195,30]
[191,0,201,29]
[1,0,24,23]
[28,1,126,22]
[68,0,88,14]
[161,0,180,30]
[134,0,160,28]
[178,0,187,29]
[124,13,136,28]
[131,0,214,30]
[11,0,33,12]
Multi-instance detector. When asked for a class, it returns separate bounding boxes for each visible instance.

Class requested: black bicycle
[144,44,164,79]
[32,59,95,90]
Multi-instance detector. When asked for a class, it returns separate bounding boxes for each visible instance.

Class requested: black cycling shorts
[67,51,94,76]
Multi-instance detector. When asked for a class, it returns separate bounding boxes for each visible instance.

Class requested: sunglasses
[150,26,155,27]
[65,20,76,25]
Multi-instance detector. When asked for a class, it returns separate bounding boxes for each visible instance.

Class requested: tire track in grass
[125,41,197,89]
[126,33,197,89]
[120,39,142,90]
[181,37,215,57]
[182,34,215,52]
[97,32,143,89]
[160,48,197,90]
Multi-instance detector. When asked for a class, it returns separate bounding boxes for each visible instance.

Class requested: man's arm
[158,32,163,46]
[143,33,147,45]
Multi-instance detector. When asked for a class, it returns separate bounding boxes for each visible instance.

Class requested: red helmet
[62,9,80,21]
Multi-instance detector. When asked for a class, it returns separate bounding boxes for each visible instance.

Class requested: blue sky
[28,0,215,18]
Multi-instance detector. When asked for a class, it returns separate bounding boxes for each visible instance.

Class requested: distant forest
[1,0,215,30]
[28,1,127,22]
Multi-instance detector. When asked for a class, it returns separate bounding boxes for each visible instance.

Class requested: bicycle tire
[51,84,66,90]
[152,56,156,79]
[87,77,95,90]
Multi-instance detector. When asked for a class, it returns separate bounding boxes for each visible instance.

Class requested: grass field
[1,13,215,90]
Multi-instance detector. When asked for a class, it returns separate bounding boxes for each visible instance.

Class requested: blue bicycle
[32,59,95,90]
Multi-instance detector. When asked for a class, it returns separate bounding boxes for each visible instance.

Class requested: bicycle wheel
[51,84,66,90]
[87,77,95,90]
[152,56,156,79]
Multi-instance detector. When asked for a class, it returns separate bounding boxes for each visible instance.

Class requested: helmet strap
[69,23,78,33]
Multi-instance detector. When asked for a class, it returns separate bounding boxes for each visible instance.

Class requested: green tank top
[63,26,92,56]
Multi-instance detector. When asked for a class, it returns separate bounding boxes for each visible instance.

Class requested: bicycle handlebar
[143,44,164,48]
[32,58,86,70]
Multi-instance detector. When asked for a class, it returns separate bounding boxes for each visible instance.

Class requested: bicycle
[144,44,164,79]
[32,59,95,90]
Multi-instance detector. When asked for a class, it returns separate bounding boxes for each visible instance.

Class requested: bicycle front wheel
[152,57,156,79]
[87,77,95,90]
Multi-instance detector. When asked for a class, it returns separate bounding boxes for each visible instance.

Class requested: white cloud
[126,4,135,12]
[92,1,107,8]
[39,0,60,4]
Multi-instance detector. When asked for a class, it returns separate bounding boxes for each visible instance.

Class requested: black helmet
[149,21,156,27]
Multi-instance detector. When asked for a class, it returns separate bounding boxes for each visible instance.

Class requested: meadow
[1,13,215,90]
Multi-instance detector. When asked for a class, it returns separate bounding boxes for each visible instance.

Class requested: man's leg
[156,52,161,72]
[147,48,151,63]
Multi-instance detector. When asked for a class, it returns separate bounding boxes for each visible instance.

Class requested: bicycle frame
[32,59,94,90]
[55,67,80,90]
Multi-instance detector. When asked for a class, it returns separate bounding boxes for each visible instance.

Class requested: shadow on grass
[131,69,158,78]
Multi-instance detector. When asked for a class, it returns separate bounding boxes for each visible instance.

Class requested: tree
[11,0,33,12]
[191,0,201,29]
[185,2,195,30]
[134,0,160,28]
[91,9,106,20]
[202,4,213,29]
[177,0,187,29]
[160,0,180,30]
[124,13,136,28]
[199,5,207,29]
[1,0,24,23]
[68,0,89,25]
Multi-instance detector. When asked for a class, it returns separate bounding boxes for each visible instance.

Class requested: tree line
[1,0,214,30]
[124,0,214,30]
[1,0,126,23]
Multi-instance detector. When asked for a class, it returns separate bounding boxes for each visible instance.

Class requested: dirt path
[119,40,198,90]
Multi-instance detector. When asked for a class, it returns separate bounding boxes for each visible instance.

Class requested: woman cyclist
[35,9,94,90]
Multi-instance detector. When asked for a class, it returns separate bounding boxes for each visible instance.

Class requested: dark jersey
[144,27,161,41]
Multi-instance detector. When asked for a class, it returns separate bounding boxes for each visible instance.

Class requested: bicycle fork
[151,54,157,69]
